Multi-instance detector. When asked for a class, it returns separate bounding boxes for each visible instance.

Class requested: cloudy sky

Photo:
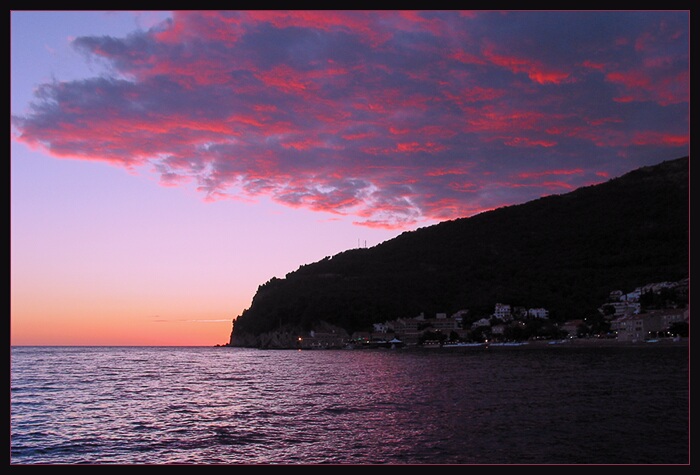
[11,11,689,345]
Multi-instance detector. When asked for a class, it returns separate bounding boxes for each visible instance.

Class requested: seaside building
[611,308,688,342]
[527,308,549,319]
[493,303,512,321]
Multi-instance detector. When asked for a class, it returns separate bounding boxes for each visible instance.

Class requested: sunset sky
[10,11,689,346]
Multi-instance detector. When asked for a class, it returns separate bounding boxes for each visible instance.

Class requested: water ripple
[11,345,689,464]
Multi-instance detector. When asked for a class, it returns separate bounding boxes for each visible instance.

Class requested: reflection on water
[11,345,689,464]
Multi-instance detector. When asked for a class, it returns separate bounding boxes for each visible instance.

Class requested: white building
[493,303,512,321]
[527,308,549,319]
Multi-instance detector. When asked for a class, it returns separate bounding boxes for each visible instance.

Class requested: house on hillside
[654,307,688,328]
[611,307,688,342]
[611,314,648,342]
[527,308,549,319]
[493,303,512,321]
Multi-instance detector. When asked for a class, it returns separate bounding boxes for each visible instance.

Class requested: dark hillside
[229,156,688,347]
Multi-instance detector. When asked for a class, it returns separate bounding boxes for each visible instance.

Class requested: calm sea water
[10,344,689,465]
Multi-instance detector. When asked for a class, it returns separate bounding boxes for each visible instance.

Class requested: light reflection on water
[11,345,689,464]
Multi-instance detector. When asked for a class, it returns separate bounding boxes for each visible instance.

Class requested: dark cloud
[12,11,689,229]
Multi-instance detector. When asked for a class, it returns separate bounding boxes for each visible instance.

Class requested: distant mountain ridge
[229,156,689,348]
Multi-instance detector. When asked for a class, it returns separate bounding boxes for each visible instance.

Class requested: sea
[10,343,689,465]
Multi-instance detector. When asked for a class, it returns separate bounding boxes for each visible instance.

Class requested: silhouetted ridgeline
[229,156,688,348]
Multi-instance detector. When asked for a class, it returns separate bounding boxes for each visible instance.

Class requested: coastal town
[293,278,688,350]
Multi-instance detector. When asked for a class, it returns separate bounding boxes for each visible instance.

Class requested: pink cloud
[582,60,606,71]
[517,169,584,179]
[503,137,557,148]
[606,67,688,106]
[450,50,487,65]
[256,65,311,94]
[426,168,469,177]
[631,132,689,147]
[483,46,571,85]
[12,11,689,230]
[508,181,575,191]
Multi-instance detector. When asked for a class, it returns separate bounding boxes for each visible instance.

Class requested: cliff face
[229,156,689,348]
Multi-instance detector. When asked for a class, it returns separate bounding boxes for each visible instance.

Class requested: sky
[10,10,689,346]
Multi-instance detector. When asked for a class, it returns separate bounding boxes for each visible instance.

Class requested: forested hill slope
[229,156,688,347]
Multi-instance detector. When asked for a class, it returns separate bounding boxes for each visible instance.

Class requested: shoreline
[424,337,689,350]
[223,337,688,350]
